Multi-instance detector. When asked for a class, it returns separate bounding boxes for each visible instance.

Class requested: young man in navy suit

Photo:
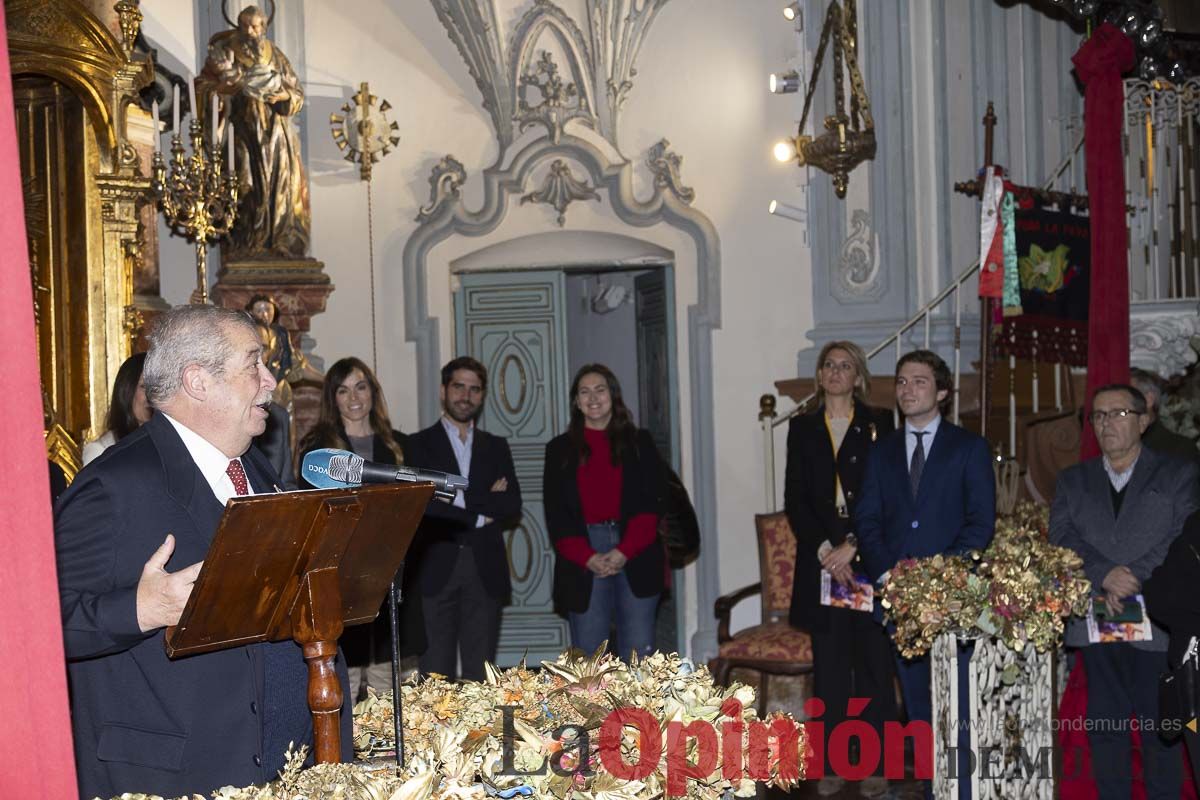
[855,349,996,798]
[55,305,352,800]
[404,357,522,681]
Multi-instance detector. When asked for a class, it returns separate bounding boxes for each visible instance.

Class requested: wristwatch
[844,532,858,547]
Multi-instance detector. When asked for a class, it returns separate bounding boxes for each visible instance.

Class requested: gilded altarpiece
[6,0,157,478]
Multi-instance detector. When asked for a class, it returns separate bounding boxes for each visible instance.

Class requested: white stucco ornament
[1129,305,1200,378]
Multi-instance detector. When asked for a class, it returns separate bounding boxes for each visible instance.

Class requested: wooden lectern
[164,483,432,763]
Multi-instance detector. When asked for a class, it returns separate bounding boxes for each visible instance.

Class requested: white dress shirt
[440,416,486,527]
[163,413,255,504]
[1102,452,1140,492]
[905,413,943,466]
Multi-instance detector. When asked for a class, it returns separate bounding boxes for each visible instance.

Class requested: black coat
[1145,509,1200,666]
[784,402,894,632]
[404,421,522,601]
[298,427,425,660]
[55,413,352,800]
[543,428,667,615]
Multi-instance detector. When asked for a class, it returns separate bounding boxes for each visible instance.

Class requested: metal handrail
[759,131,1086,511]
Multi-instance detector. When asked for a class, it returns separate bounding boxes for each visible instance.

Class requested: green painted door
[454,270,571,665]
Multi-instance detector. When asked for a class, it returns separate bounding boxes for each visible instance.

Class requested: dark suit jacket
[543,428,667,615]
[855,418,996,584]
[784,402,894,632]
[1050,447,1199,651]
[1144,420,1199,464]
[298,428,425,660]
[1145,509,1200,665]
[404,421,522,601]
[55,412,351,800]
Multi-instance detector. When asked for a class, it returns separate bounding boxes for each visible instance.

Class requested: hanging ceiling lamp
[775,0,875,198]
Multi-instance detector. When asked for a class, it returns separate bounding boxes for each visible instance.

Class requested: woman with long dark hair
[297,357,420,697]
[784,340,896,798]
[82,352,152,466]
[543,363,667,660]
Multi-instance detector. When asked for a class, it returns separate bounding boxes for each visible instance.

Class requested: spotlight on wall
[773,137,799,163]
[782,2,802,22]
[769,70,800,94]
[768,200,807,223]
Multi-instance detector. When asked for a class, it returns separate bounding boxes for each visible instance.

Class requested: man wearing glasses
[1050,383,1200,799]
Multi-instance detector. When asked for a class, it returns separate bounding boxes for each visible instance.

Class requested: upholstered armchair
[709,511,813,715]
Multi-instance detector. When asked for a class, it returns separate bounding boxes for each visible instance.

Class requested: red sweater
[554,427,659,568]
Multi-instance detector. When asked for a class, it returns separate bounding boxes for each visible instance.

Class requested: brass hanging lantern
[784,0,875,198]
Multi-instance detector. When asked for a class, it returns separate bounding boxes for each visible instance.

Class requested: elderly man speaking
[1050,383,1199,800]
[55,305,352,799]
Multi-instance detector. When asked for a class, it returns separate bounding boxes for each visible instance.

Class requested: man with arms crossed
[55,305,351,799]
[405,357,522,681]
[856,349,995,799]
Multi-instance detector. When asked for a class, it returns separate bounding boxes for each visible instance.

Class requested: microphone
[301,448,467,500]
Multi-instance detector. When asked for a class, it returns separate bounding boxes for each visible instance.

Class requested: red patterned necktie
[226,459,249,496]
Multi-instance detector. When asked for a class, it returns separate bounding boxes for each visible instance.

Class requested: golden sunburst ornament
[330,81,400,182]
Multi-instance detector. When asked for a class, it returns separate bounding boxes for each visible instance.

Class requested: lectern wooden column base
[165,484,431,764]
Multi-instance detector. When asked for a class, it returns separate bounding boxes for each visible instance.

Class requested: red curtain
[1057,25,1196,800]
[1073,23,1134,459]
[0,3,79,796]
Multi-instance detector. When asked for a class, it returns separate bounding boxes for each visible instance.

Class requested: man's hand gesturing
[136,535,203,633]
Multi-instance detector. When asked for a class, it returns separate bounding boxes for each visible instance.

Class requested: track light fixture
[768,200,807,223]
[773,138,799,163]
[769,70,800,94]
[783,2,802,22]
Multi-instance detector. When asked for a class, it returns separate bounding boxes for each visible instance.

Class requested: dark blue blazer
[854,419,996,583]
[55,413,352,800]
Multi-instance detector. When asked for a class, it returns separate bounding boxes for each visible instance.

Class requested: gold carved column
[6,0,156,477]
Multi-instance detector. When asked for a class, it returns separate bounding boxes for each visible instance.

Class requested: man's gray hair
[1129,367,1165,411]
[143,304,256,407]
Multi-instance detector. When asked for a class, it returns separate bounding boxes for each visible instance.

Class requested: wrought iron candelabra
[151,116,237,305]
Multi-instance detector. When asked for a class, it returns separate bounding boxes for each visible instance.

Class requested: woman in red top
[543,363,668,660]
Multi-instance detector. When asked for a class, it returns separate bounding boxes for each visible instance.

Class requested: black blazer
[55,413,352,800]
[784,402,894,632]
[1142,510,1200,666]
[543,428,667,615]
[404,421,522,601]
[298,428,425,660]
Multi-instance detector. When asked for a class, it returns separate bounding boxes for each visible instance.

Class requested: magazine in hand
[820,569,874,613]
[1086,593,1153,644]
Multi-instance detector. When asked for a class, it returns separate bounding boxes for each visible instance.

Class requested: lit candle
[151,99,159,155]
[172,83,180,134]
[211,92,218,145]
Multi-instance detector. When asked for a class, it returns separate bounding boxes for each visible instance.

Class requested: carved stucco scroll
[833,209,883,302]
[646,139,694,205]
[1130,304,1200,378]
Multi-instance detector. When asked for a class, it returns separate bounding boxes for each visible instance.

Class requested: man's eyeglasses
[1089,408,1141,425]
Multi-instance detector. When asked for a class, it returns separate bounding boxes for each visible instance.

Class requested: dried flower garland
[880,502,1091,657]
[103,650,807,800]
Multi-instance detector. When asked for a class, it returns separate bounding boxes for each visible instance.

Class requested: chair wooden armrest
[714,582,762,644]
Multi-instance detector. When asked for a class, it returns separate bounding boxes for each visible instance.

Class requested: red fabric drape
[0,3,79,796]
[1057,26,1198,800]
[1073,23,1134,459]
